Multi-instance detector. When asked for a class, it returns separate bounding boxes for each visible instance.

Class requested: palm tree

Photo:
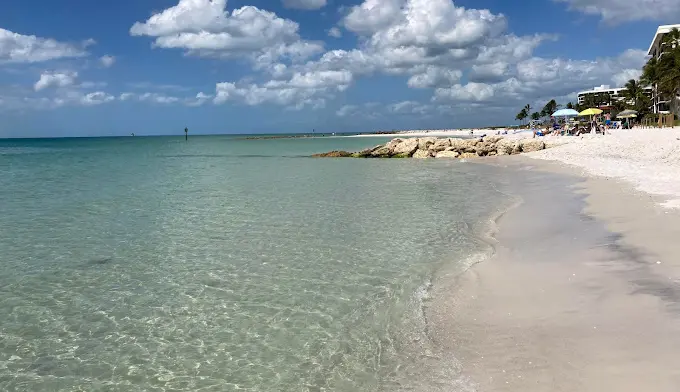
[622,79,648,112]
[516,108,528,126]
[566,102,575,109]
[644,27,680,115]
[658,28,680,114]
[531,112,540,121]
[541,99,558,118]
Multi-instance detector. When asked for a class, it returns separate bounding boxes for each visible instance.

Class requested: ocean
[0,135,515,391]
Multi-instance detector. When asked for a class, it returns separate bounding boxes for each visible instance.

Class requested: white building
[647,24,680,114]
[577,84,652,106]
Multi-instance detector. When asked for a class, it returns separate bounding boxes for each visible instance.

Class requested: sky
[0,0,678,137]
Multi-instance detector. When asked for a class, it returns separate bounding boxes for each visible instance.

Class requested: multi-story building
[647,24,680,114]
[577,84,652,106]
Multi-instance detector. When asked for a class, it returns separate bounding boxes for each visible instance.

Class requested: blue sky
[0,0,676,137]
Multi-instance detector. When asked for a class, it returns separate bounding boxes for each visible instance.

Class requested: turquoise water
[0,136,511,391]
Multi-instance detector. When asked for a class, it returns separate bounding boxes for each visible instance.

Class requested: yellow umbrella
[579,108,603,116]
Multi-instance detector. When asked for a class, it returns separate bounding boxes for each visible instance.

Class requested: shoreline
[427,156,680,391]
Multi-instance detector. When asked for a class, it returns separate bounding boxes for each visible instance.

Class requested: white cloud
[328,27,342,38]
[435,82,497,102]
[555,0,680,23]
[214,69,351,108]
[119,92,135,101]
[335,102,383,118]
[282,0,327,10]
[100,55,116,67]
[186,92,213,106]
[118,91,212,106]
[80,91,115,106]
[434,49,649,107]
[407,67,462,88]
[34,71,78,91]
[612,69,642,86]
[138,92,181,104]
[336,104,359,117]
[469,62,510,83]
[130,0,323,66]
[0,28,90,63]
[388,100,433,115]
[282,0,549,94]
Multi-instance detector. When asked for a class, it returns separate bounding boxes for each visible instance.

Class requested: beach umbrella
[552,108,579,117]
[579,108,603,116]
[616,109,638,119]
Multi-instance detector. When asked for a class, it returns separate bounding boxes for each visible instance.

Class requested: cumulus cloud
[130,0,323,66]
[328,27,342,38]
[555,0,680,23]
[213,69,352,109]
[100,55,116,67]
[0,28,90,63]
[282,0,327,10]
[118,91,212,106]
[285,0,549,91]
[407,67,462,89]
[434,49,649,106]
[80,91,115,106]
[34,71,78,91]
[469,62,510,83]
[186,92,213,106]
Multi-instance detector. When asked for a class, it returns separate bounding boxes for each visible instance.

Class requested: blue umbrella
[552,108,580,117]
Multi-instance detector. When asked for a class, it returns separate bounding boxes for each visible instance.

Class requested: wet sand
[427,157,680,391]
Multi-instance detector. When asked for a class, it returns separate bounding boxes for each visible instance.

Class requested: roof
[648,24,680,55]
[576,85,653,96]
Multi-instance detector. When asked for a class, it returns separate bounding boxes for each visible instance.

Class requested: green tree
[643,27,680,115]
[516,108,528,126]
[531,111,541,121]
[540,99,558,118]
[566,102,575,109]
[622,79,651,114]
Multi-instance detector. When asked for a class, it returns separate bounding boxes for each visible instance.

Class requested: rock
[385,138,404,151]
[313,150,352,158]
[392,138,419,156]
[483,135,504,144]
[475,141,496,156]
[512,141,523,154]
[418,137,438,151]
[520,139,545,153]
[371,146,393,157]
[412,149,432,159]
[459,152,478,159]
[450,138,478,153]
[435,150,460,159]
[432,138,452,152]
[496,139,515,156]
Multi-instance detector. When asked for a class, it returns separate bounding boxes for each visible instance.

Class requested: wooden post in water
[185,127,188,141]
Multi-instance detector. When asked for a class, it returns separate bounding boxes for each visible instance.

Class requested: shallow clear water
[0,136,512,391]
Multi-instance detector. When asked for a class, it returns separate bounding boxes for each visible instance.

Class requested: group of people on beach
[533,113,633,138]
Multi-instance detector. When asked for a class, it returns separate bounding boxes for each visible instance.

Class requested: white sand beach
[527,127,680,208]
[428,153,680,391]
[350,128,520,138]
[422,126,680,391]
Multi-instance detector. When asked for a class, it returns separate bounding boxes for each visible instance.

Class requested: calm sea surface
[0,135,513,391]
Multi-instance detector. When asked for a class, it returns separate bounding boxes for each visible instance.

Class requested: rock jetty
[312,136,546,159]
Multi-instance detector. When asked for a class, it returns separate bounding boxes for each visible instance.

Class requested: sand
[349,128,521,138]
[527,127,680,208]
[427,157,680,391]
